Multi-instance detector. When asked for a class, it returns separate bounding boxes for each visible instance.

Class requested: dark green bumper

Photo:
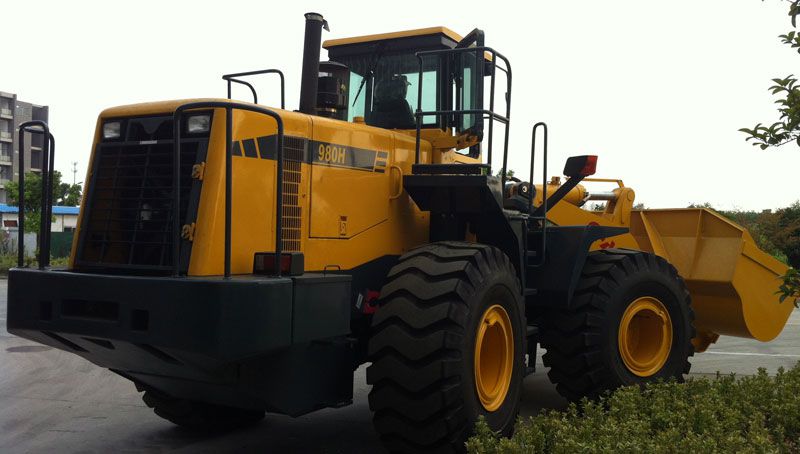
[6,268,354,416]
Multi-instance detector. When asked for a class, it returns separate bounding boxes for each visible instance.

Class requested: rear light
[563,155,598,178]
[253,252,304,276]
[580,155,598,176]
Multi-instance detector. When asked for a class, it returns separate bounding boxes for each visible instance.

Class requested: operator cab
[321,27,491,147]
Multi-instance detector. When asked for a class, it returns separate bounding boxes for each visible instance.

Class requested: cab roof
[322,27,463,49]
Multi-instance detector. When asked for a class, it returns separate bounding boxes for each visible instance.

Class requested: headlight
[102,121,121,139]
[187,114,211,134]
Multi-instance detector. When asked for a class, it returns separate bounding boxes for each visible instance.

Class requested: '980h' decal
[309,140,384,172]
[316,143,347,165]
[233,134,389,173]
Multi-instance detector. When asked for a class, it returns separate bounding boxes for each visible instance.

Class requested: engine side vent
[281,137,305,252]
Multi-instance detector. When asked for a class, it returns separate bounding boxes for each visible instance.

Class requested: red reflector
[253,252,304,276]
[362,290,381,314]
[580,155,598,176]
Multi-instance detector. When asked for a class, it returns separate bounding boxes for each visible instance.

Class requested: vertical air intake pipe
[299,12,329,115]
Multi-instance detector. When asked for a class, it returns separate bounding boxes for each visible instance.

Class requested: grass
[467,365,800,453]
[0,254,69,275]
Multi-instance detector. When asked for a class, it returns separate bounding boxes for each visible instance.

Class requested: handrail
[222,69,286,109]
[413,109,509,123]
[528,122,548,268]
[16,121,55,269]
[173,102,284,278]
[412,46,512,186]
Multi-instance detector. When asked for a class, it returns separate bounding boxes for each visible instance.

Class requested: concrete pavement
[1,279,797,453]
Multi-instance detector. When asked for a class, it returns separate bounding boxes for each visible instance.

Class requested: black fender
[527,225,628,308]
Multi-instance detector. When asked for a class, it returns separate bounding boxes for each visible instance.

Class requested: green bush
[0,254,69,275]
[467,365,800,453]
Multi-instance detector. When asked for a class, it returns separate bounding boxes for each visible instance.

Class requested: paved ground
[1,278,798,453]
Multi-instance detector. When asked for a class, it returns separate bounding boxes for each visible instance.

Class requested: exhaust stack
[299,12,329,115]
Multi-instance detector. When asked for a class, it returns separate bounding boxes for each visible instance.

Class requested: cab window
[342,53,440,129]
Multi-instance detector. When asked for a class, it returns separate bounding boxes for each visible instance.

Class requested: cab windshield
[339,52,441,129]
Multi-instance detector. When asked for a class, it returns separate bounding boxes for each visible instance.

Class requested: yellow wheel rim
[474,304,514,412]
[618,296,673,377]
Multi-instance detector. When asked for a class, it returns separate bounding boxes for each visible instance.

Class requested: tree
[740,1,800,149]
[55,180,82,206]
[740,1,800,306]
[763,202,800,268]
[495,168,515,179]
[4,171,78,235]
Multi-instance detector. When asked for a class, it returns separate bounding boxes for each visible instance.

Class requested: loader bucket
[629,208,792,343]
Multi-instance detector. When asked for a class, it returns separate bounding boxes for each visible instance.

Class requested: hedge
[467,365,800,453]
[0,254,69,275]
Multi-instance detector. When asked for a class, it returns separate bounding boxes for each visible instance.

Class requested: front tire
[367,242,525,453]
[540,249,695,401]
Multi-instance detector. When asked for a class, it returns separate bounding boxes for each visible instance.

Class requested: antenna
[72,161,77,185]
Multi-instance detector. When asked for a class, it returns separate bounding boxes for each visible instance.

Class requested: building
[0,204,79,258]
[0,204,79,233]
[0,91,49,204]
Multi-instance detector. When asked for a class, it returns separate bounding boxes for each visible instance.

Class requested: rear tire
[142,390,265,431]
[367,242,525,453]
[540,249,695,401]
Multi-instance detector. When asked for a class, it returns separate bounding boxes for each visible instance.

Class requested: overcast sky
[2,0,798,210]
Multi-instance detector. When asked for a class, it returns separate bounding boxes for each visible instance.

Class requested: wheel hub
[618,296,673,377]
[474,304,514,411]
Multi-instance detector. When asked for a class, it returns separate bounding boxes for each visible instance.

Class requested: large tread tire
[142,390,265,431]
[367,242,525,453]
[540,249,695,401]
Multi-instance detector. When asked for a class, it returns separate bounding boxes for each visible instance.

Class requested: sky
[2,0,798,211]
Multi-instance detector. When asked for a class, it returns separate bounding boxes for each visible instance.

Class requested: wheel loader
[7,12,794,453]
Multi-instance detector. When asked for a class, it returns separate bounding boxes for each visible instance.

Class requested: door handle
[389,165,403,200]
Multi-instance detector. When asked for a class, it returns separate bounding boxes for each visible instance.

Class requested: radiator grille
[78,139,205,271]
[281,137,304,252]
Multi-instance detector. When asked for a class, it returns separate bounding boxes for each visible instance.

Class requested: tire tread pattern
[367,241,522,453]
[540,249,695,401]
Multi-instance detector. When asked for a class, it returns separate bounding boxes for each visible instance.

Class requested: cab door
[454,29,485,157]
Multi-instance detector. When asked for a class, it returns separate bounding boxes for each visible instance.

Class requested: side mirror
[563,155,598,178]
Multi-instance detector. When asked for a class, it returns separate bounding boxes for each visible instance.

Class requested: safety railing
[173,102,284,278]
[413,46,512,184]
[222,69,285,109]
[527,122,549,268]
[16,121,56,269]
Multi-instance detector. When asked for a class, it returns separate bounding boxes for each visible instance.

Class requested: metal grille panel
[78,139,205,270]
[281,137,304,252]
